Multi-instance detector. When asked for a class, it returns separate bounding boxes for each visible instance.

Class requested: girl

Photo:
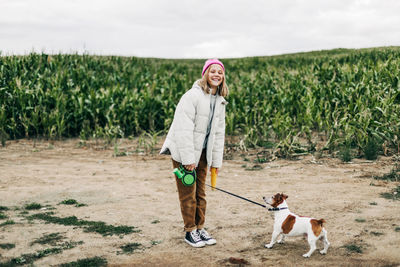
[160,59,228,247]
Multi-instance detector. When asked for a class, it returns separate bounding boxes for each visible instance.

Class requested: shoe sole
[204,239,217,245]
[184,238,206,248]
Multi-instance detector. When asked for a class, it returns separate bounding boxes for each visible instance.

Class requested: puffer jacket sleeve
[174,91,197,165]
[212,103,226,168]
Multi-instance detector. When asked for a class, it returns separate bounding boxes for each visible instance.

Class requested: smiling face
[206,64,224,91]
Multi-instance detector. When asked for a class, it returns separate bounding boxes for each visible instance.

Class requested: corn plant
[0,47,399,157]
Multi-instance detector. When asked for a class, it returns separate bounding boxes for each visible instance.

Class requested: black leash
[205,184,266,208]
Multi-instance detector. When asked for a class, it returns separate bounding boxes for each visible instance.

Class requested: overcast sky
[1,0,399,58]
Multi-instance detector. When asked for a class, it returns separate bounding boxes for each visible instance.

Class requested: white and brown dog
[263,193,330,258]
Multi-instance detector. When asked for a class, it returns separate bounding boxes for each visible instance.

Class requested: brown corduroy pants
[172,149,208,232]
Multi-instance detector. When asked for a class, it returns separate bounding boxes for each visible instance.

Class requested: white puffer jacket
[160,81,227,168]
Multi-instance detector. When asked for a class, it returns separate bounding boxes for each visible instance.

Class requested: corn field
[1,47,399,157]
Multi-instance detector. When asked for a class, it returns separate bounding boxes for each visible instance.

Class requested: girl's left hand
[210,167,219,175]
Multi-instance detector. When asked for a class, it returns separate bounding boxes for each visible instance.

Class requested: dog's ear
[282,193,288,199]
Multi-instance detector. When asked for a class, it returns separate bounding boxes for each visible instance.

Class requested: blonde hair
[197,67,229,97]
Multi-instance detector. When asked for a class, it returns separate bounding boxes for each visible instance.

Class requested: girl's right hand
[184,164,196,171]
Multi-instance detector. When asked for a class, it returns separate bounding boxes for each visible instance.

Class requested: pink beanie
[202,58,225,76]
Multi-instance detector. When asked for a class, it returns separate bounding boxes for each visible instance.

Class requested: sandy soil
[0,138,399,267]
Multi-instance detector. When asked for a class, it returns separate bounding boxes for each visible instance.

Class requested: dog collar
[268,207,288,211]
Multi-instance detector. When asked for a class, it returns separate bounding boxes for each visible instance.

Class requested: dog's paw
[277,240,285,244]
[320,250,327,255]
[265,244,273,249]
[302,253,311,258]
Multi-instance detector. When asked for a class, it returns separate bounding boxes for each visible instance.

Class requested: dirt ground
[0,138,399,267]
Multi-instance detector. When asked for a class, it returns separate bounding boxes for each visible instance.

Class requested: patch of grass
[28,213,140,236]
[6,247,63,265]
[369,202,378,205]
[0,206,9,211]
[60,199,78,205]
[24,203,42,210]
[343,244,363,253]
[254,157,268,163]
[374,164,400,182]
[363,138,379,160]
[355,218,366,223]
[380,185,400,200]
[151,240,162,246]
[0,130,8,147]
[151,219,160,224]
[118,243,142,254]
[30,232,65,246]
[60,241,84,249]
[114,150,129,157]
[370,231,384,236]
[0,220,15,227]
[0,213,8,220]
[245,164,263,171]
[60,256,107,267]
[59,199,87,207]
[339,145,352,162]
[395,227,400,232]
[34,247,62,258]
[1,241,84,266]
[85,223,136,236]
[0,243,15,250]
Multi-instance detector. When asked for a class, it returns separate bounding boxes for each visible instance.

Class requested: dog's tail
[311,219,327,237]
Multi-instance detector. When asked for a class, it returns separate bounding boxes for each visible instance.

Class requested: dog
[263,193,330,258]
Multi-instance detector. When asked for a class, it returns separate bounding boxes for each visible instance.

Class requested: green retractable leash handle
[173,165,196,186]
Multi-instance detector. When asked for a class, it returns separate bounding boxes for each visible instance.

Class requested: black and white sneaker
[185,230,206,248]
[198,229,216,245]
